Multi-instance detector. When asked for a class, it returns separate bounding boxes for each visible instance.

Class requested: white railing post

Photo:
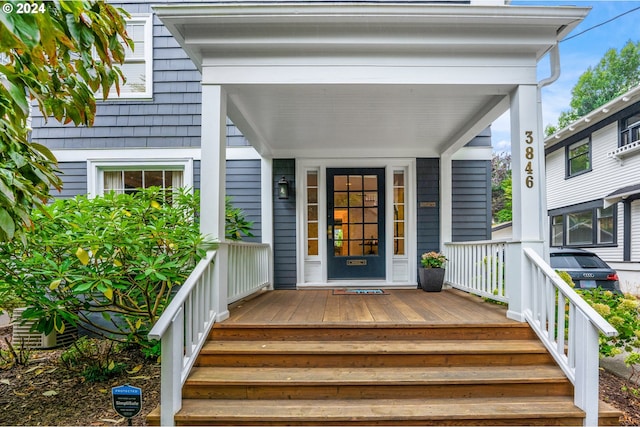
[574,310,601,426]
[214,243,230,322]
[159,307,183,426]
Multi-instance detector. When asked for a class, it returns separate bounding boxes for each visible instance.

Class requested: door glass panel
[349,208,363,223]
[334,175,348,191]
[334,192,348,207]
[308,188,318,204]
[331,172,380,257]
[393,170,406,256]
[349,175,363,191]
[308,205,318,221]
[350,193,363,207]
[364,207,378,223]
[363,175,377,191]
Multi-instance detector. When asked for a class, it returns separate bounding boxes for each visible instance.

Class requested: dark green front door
[327,168,385,280]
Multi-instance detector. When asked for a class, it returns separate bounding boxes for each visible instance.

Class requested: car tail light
[606,273,619,281]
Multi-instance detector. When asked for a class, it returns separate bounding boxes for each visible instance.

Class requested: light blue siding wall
[416,158,441,263]
[452,160,492,241]
[272,159,297,289]
[54,162,88,199]
[452,128,492,242]
[31,2,201,149]
[225,160,262,242]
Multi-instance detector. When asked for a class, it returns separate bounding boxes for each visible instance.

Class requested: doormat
[332,289,389,295]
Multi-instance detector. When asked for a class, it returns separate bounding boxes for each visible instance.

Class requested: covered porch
[149,1,618,425]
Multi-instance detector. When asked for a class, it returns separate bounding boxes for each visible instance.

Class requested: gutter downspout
[536,44,561,260]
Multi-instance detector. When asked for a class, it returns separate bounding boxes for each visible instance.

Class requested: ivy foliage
[0,188,240,348]
[0,1,131,242]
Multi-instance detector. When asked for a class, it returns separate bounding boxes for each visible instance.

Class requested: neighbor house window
[306,170,319,256]
[551,215,563,247]
[620,112,640,147]
[99,15,153,99]
[597,207,614,244]
[549,204,615,247]
[566,138,591,177]
[567,210,592,245]
[393,170,406,256]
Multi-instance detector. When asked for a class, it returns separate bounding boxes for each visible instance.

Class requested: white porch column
[200,84,229,321]
[261,156,274,289]
[440,153,453,246]
[507,84,545,321]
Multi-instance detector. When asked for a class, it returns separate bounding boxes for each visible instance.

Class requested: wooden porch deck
[223,288,514,327]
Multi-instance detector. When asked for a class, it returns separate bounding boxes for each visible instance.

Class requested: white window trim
[296,158,417,286]
[88,158,194,197]
[99,14,153,100]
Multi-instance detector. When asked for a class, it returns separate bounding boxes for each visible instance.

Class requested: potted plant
[419,251,447,292]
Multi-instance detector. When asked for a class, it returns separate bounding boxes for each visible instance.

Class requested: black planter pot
[418,267,445,292]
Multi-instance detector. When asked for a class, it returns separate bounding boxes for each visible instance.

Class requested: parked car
[549,248,620,292]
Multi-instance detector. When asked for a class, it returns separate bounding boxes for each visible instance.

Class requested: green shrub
[0,188,240,348]
[555,271,640,381]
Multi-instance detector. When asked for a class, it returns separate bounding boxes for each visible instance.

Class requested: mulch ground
[0,324,639,426]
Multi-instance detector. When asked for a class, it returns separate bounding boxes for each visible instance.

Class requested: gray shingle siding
[55,162,88,199]
[452,160,492,241]
[30,3,202,149]
[464,126,492,147]
[416,158,440,263]
[273,159,297,290]
[226,160,262,242]
[30,1,249,151]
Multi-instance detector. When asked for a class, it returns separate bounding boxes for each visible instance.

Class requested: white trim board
[51,146,261,162]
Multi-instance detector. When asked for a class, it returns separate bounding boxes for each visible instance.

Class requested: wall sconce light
[278,176,290,199]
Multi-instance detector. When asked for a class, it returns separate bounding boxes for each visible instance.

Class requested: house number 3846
[524,131,534,188]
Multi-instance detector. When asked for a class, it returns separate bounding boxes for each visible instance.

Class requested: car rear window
[550,254,609,269]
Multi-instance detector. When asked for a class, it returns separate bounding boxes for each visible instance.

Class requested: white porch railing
[522,247,617,426]
[147,242,271,426]
[443,240,508,303]
[228,241,271,303]
[445,240,618,426]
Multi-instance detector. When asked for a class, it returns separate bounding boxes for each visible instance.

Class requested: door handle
[327,225,333,239]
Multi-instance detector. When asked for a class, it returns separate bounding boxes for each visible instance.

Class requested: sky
[491,0,640,154]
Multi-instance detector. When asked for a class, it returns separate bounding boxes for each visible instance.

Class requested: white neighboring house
[545,85,640,295]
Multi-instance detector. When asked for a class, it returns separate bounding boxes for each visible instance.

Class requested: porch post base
[216,310,230,322]
[506,310,525,322]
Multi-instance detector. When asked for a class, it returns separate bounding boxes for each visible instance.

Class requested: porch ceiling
[225,84,509,157]
[156,1,590,158]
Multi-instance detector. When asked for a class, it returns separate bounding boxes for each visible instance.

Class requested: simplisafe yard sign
[112,384,142,423]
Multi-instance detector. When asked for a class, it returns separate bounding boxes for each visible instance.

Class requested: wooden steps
[147,321,622,425]
[146,291,622,426]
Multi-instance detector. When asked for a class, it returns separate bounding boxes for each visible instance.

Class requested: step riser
[196,353,556,368]
[209,327,538,341]
[182,382,574,400]
[173,417,587,426]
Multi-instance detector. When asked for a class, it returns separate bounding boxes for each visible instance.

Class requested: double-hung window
[100,14,153,99]
[620,112,640,147]
[566,138,591,178]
